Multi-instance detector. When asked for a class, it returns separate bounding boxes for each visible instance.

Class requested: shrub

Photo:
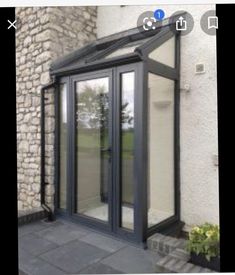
[186,223,220,261]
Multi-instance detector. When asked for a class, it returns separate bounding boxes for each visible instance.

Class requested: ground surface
[18,218,163,274]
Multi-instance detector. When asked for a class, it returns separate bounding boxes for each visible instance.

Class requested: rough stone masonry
[16,7,97,211]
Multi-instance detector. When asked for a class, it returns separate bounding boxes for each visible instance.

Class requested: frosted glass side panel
[148,73,175,228]
[59,83,67,209]
[148,36,175,68]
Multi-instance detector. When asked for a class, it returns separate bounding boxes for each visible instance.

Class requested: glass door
[66,65,141,241]
[72,71,112,230]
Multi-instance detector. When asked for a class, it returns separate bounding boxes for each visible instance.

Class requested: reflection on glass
[59,83,67,209]
[76,77,109,223]
[120,72,135,230]
[148,73,175,228]
[104,37,153,59]
[148,36,175,68]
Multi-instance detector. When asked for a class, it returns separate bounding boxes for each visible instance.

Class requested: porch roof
[50,14,182,77]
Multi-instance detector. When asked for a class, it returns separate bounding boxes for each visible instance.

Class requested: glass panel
[120,72,135,230]
[148,36,175,68]
[59,83,67,209]
[104,37,152,59]
[148,73,175,228]
[75,77,110,223]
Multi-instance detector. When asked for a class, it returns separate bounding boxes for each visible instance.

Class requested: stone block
[24,95,32,107]
[46,184,55,196]
[24,113,31,123]
[19,140,29,153]
[31,117,40,125]
[32,200,41,208]
[29,145,39,153]
[35,51,51,64]
[32,183,40,193]
[40,71,50,85]
[35,30,51,42]
[23,36,32,47]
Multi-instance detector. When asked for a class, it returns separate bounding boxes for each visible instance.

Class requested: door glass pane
[59,83,67,209]
[148,73,175,228]
[148,36,175,68]
[120,72,135,230]
[75,77,110,223]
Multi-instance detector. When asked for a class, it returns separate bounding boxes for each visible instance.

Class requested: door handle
[101,147,112,153]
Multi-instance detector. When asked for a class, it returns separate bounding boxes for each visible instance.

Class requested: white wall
[97,5,219,230]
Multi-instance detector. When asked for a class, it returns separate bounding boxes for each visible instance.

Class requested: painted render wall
[97,5,219,230]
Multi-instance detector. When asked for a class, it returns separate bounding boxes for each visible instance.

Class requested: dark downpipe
[41,81,56,221]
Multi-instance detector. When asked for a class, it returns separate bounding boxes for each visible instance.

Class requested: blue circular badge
[154,9,165,21]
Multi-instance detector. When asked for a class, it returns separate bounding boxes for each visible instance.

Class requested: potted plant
[186,223,220,271]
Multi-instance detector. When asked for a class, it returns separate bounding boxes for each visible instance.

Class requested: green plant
[186,223,220,261]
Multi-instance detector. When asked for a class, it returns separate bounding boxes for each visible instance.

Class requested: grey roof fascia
[50,42,96,71]
[50,52,142,77]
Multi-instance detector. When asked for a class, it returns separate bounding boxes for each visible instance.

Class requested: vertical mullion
[135,62,148,243]
[109,69,114,231]
[114,67,120,233]
[72,79,77,216]
[54,80,60,211]
[174,33,181,219]
[67,77,75,216]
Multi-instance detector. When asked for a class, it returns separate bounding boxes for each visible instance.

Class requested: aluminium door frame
[70,68,113,233]
[113,62,144,244]
[54,63,145,244]
[144,32,181,238]
[53,32,181,242]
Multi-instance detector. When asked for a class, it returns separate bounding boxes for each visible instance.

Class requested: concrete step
[155,254,215,273]
[149,233,216,273]
[148,233,187,255]
[169,247,190,261]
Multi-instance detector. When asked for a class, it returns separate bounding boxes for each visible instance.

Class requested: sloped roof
[50,14,181,76]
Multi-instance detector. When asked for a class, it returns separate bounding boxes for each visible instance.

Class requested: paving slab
[34,220,90,245]
[19,248,65,275]
[79,262,125,274]
[101,245,162,273]
[18,221,51,238]
[39,240,110,274]
[19,233,58,256]
[79,232,127,252]
[18,219,166,274]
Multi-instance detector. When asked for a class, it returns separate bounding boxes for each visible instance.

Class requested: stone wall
[16,7,97,211]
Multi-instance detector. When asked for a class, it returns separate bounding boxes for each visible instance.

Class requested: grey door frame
[55,64,144,244]
[53,41,180,244]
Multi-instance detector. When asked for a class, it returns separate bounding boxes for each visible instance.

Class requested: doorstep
[148,233,216,273]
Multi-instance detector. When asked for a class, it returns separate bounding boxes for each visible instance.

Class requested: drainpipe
[40,80,56,222]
